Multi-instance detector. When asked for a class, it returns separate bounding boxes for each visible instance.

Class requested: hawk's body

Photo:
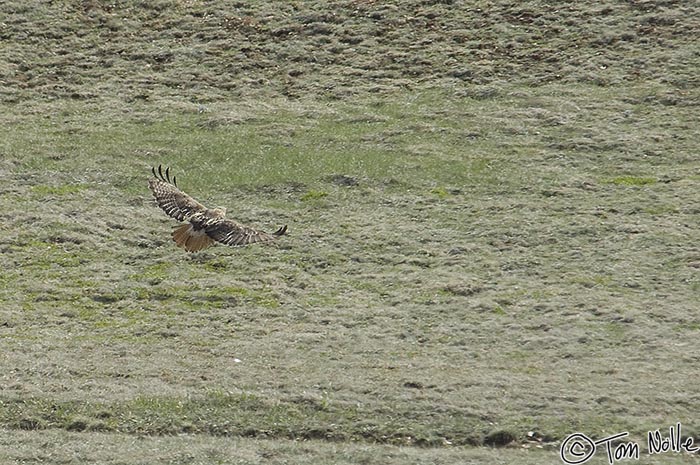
[148,165,287,252]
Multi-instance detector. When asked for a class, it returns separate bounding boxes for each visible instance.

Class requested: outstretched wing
[148,165,207,221]
[204,220,287,247]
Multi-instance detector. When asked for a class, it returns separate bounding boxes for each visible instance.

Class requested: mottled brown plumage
[148,165,287,252]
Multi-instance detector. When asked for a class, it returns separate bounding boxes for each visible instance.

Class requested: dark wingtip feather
[274,225,288,236]
[153,165,178,185]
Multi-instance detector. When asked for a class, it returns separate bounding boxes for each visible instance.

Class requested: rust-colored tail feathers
[172,224,215,252]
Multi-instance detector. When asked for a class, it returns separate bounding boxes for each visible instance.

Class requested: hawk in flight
[148,165,287,252]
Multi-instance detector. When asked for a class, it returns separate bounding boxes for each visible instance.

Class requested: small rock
[328,174,358,186]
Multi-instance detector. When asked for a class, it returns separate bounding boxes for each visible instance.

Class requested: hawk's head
[211,207,227,217]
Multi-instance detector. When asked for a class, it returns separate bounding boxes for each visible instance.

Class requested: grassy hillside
[1,0,697,103]
[1,1,699,464]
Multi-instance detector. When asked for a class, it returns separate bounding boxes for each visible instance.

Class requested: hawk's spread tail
[172,223,215,252]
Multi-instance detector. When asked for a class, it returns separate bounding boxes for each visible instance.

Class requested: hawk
[148,165,287,252]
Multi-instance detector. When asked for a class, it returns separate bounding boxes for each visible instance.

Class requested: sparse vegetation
[1,0,699,464]
[608,176,657,186]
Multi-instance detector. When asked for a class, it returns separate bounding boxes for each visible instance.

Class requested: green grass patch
[429,186,451,199]
[129,262,174,284]
[0,393,492,446]
[132,284,279,309]
[18,240,85,269]
[301,190,329,201]
[30,184,87,197]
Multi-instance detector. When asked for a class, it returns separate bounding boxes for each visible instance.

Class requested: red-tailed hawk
[148,165,287,252]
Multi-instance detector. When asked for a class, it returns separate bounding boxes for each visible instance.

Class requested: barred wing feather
[148,166,207,221]
[205,220,287,247]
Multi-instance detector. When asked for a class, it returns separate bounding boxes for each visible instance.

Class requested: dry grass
[1,1,699,463]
